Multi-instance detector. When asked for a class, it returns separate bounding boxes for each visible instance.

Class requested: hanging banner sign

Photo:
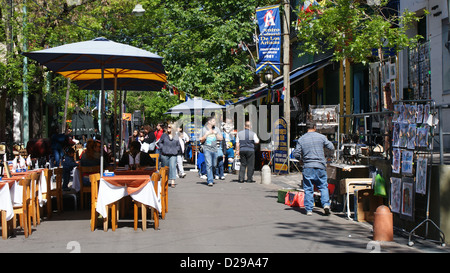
[255,5,281,74]
[273,117,288,174]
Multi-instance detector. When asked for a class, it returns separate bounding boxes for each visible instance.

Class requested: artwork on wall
[390,177,402,213]
[416,156,428,195]
[401,150,414,175]
[392,148,401,174]
[401,178,415,220]
[416,126,429,148]
[407,124,416,150]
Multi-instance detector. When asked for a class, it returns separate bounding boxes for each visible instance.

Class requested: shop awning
[233,56,333,105]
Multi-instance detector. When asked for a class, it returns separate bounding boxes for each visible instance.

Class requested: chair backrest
[149,154,159,170]
[43,168,52,192]
[19,176,32,208]
[78,165,101,191]
[30,172,41,200]
[89,173,101,205]
[53,167,63,190]
[151,172,161,192]
[3,161,11,178]
[159,166,169,185]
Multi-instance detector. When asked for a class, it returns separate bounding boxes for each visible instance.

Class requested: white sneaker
[306,211,313,216]
[200,175,207,179]
[214,175,219,180]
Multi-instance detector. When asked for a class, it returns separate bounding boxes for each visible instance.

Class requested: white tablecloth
[0,182,14,221]
[96,178,161,218]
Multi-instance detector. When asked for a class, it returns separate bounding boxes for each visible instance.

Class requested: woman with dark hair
[158,123,182,188]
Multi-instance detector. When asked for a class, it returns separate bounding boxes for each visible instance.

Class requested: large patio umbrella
[165,97,225,171]
[165,97,225,114]
[23,37,167,175]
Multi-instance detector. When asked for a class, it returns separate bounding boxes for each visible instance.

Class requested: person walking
[293,120,335,216]
[200,116,223,186]
[159,123,182,188]
[176,126,189,178]
[235,121,259,183]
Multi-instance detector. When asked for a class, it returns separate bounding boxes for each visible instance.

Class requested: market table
[95,173,161,222]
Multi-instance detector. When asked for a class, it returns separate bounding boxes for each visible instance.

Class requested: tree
[295,0,424,64]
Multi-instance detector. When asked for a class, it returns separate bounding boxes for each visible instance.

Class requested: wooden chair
[89,173,117,232]
[42,168,63,218]
[78,165,100,210]
[1,210,10,239]
[12,176,32,238]
[149,154,159,171]
[134,172,160,231]
[49,168,64,216]
[29,172,41,228]
[159,166,169,219]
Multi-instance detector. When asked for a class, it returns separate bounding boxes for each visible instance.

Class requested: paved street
[0,164,448,255]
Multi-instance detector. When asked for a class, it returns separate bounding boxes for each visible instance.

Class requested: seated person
[79,139,101,186]
[118,141,155,169]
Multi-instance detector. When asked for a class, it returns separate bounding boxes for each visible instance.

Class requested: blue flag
[256,5,281,74]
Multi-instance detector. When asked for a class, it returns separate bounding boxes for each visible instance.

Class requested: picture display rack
[390,98,446,246]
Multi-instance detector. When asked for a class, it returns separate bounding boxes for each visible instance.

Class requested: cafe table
[96,173,161,220]
[2,169,47,207]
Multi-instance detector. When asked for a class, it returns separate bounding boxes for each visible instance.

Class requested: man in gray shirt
[293,120,334,216]
[236,121,259,183]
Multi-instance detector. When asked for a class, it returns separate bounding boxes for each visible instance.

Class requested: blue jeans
[302,168,330,212]
[203,149,217,185]
[215,156,224,178]
[160,154,177,180]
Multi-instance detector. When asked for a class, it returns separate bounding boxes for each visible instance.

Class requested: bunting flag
[255,5,281,74]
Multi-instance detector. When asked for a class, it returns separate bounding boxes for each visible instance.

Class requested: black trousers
[239,150,255,181]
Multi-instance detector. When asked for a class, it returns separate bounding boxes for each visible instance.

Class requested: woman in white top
[176,126,189,178]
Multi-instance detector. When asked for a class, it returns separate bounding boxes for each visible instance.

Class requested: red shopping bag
[284,191,304,207]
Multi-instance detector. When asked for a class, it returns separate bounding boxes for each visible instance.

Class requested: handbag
[233,156,240,171]
[284,191,305,207]
[141,142,150,153]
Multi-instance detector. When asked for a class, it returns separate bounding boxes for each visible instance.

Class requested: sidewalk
[0,164,447,253]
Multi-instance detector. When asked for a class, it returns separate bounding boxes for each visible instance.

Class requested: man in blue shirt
[293,120,334,216]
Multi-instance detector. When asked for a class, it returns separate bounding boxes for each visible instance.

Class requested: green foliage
[295,0,424,64]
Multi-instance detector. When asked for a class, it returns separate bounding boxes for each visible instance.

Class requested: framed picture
[416,126,429,148]
[392,148,401,174]
[423,104,430,125]
[407,124,416,150]
[392,104,400,122]
[401,104,409,124]
[401,178,415,221]
[392,122,400,147]
[417,104,424,124]
[408,104,417,124]
[399,123,409,148]
[416,156,428,195]
[401,150,414,175]
[389,62,397,80]
[390,177,402,213]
